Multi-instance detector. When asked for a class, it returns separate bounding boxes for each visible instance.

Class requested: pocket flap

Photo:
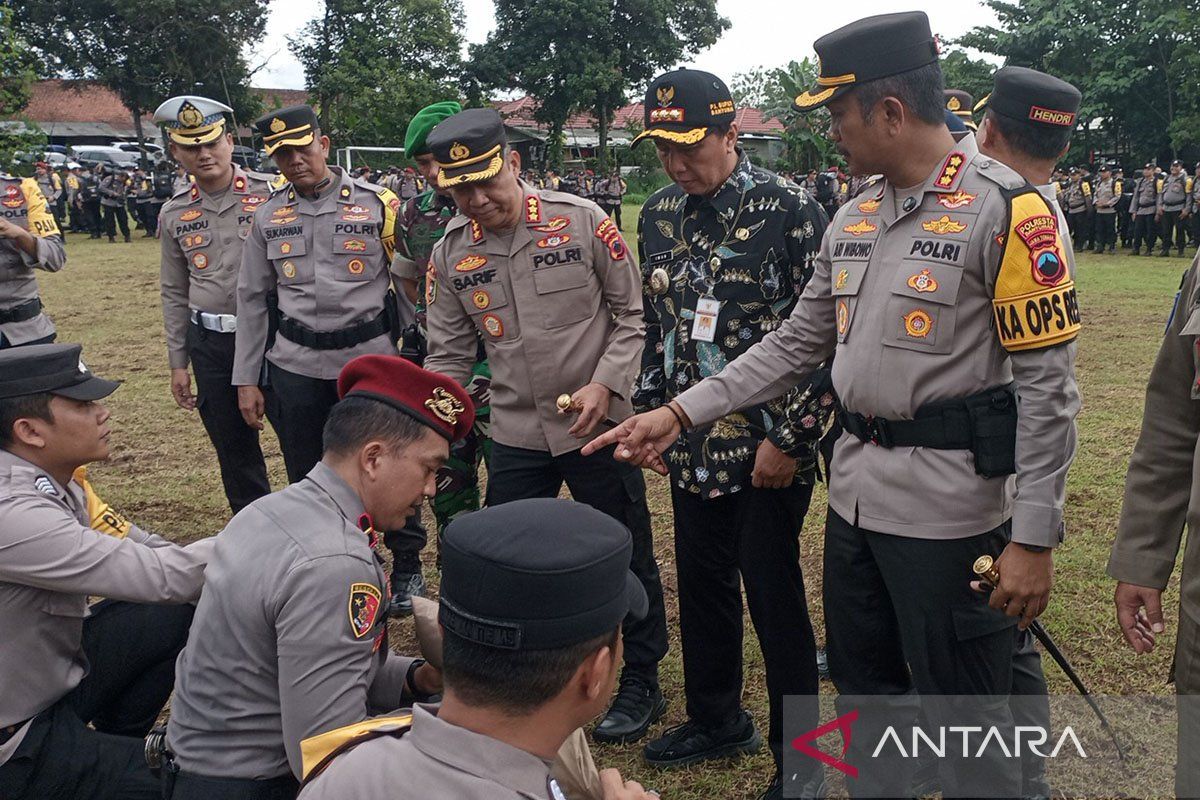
[532,263,589,295]
[179,231,211,251]
[831,264,867,297]
[332,235,381,257]
[268,238,307,259]
[889,262,964,306]
[460,281,509,314]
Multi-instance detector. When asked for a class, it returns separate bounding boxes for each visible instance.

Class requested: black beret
[439,499,648,650]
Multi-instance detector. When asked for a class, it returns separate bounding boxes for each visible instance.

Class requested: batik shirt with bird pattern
[633,150,833,498]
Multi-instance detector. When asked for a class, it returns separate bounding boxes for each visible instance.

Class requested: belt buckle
[219,315,237,334]
[866,415,893,447]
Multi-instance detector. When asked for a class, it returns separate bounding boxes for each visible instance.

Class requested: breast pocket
[831,261,867,344]
[268,238,314,285]
[881,261,964,355]
[459,281,519,342]
[532,262,597,329]
[179,231,216,274]
[331,235,381,282]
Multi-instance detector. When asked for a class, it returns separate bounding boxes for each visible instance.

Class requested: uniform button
[902,197,916,212]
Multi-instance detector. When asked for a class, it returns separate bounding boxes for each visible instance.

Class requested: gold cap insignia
[425,386,465,425]
[269,117,287,134]
[947,96,962,112]
[449,142,470,161]
[178,102,204,128]
[656,85,675,107]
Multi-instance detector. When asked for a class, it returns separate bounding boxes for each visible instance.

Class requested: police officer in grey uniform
[1091,163,1120,254]
[155,95,281,514]
[0,343,212,800]
[1158,159,1192,257]
[588,13,1082,797]
[98,165,131,243]
[297,499,659,800]
[1130,162,1161,255]
[422,108,669,742]
[0,170,65,349]
[165,354,463,800]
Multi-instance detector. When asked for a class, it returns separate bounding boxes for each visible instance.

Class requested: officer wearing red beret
[162,355,472,800]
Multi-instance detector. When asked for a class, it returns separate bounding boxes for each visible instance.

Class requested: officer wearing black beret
[298,499,659,799]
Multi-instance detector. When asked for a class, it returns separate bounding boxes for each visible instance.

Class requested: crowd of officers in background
[32,159,183,243]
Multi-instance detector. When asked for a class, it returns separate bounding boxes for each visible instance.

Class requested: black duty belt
[838,385,1015,450]
[0,298,43,325]
[168,771,299,800]
[276,308,391,350]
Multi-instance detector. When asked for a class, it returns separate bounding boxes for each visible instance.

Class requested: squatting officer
[587,12,1082,797]
[422,108,669,744]
[155,95,282,514]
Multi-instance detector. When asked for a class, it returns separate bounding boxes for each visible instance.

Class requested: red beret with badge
[337,355,474,443]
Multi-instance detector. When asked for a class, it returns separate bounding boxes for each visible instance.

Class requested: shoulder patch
[595,217,628,260]
[993,189,1081,352]
[348,582,382,638]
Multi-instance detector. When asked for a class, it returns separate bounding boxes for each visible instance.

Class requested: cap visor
[793,84,850,112]
[52,376,121,402]
[263,131,315,156]
[631,127,709,148]
[437,154,504,189]
[624,570,648,621]
[168,124,226,146]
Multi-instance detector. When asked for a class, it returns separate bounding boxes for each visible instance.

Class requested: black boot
[389,570,426,616]
[593,671,665,744]
[643,709,761,767]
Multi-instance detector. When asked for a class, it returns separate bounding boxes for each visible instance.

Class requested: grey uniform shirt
[1160,172,1192,213]
[424,186,644,456]
[1093,177,1119,214]
[232,166,402,384]
[1131,176,1160,216]
[1109,255,1200,626]
[0,175,66,344]
[160,167,277,369]
[167,461,415,781]
[298,704,556,800]
[0,449,211,763]
[674,134,1081,547]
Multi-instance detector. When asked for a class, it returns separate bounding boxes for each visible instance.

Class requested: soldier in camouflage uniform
[387,101,492,612]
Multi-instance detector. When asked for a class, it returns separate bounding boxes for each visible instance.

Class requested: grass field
[39,210,1195,799]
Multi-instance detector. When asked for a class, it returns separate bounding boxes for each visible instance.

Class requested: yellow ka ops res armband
[992,190,1081,352]
[71,466,133,538]
[299,713,414,785]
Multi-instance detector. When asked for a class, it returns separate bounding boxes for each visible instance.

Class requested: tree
[470,0,728,171]
[11,0,270,163]
[938,48,996,107]
[959,0,1200,164]
[0,6,46,169]
[731,59,841,173]
[291,0,465,153]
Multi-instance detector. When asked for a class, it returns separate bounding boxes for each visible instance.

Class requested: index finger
[582,424,625,456]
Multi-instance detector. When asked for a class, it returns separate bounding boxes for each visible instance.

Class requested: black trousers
[487,442,668,677]
[267,362,425,550]
[187,325,274,514]
[1191,211,1200,246]
[1161,210,1187,253]
[671,482,818,769]
[137,204,157,237]
[1067,210,1089,249]
[1012,627,1051,795]
[83,201,102,236]
[1093,213,1116,250]
[0,601,195,800]
[1119,209,1132,245]
[1132,214,1158,252]
[823,509,1019,798]
[102,205,129,240]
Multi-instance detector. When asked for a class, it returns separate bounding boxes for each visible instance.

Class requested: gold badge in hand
[972,554,1002,586]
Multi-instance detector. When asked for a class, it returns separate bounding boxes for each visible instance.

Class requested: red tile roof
[494,96,785,135]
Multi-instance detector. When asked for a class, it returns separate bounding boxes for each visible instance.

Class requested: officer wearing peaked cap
[298,498,658,800]
[943,89,976,131]
[0,343,213,800]
[588,12,1081,798]
[421,108,669,745]
[165,355,467,800]
[154,95,283,515]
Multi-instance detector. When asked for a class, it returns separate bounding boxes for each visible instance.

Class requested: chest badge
[343,239,367,252]
[906,269,938,293]
[921,215,968,235]
[348,582,382,639]
[902,309,933,339]
[843,219,877,236]
[271,206,298,225]
[279,241,293,255]
[2,186,23,209]
[180,209,203,222]
[937,190,977,209]
[455,254,488,272]
[857,197,880,214]
[534,216,569,233]
[836,300,849,336]
[648,267,670,295]
[835,269,849,291]
[341,205,371,222]
[472,290,491,310]
[192,252,209,270]
[536,234,571,248]
[347,258,365,275]
[282,260,297,278]
[481,313,504,338]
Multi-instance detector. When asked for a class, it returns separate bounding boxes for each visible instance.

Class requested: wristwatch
[1018,543,1050,553]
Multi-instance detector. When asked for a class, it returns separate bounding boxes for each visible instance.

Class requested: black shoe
[643,709,761,767]
[593,672,666,744]
[764,769,828,800]
[141,231,154,238]
[388,571,426,616]
[107,236,116,243]
[1159,250,1171,257]
[816,647,830,680]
